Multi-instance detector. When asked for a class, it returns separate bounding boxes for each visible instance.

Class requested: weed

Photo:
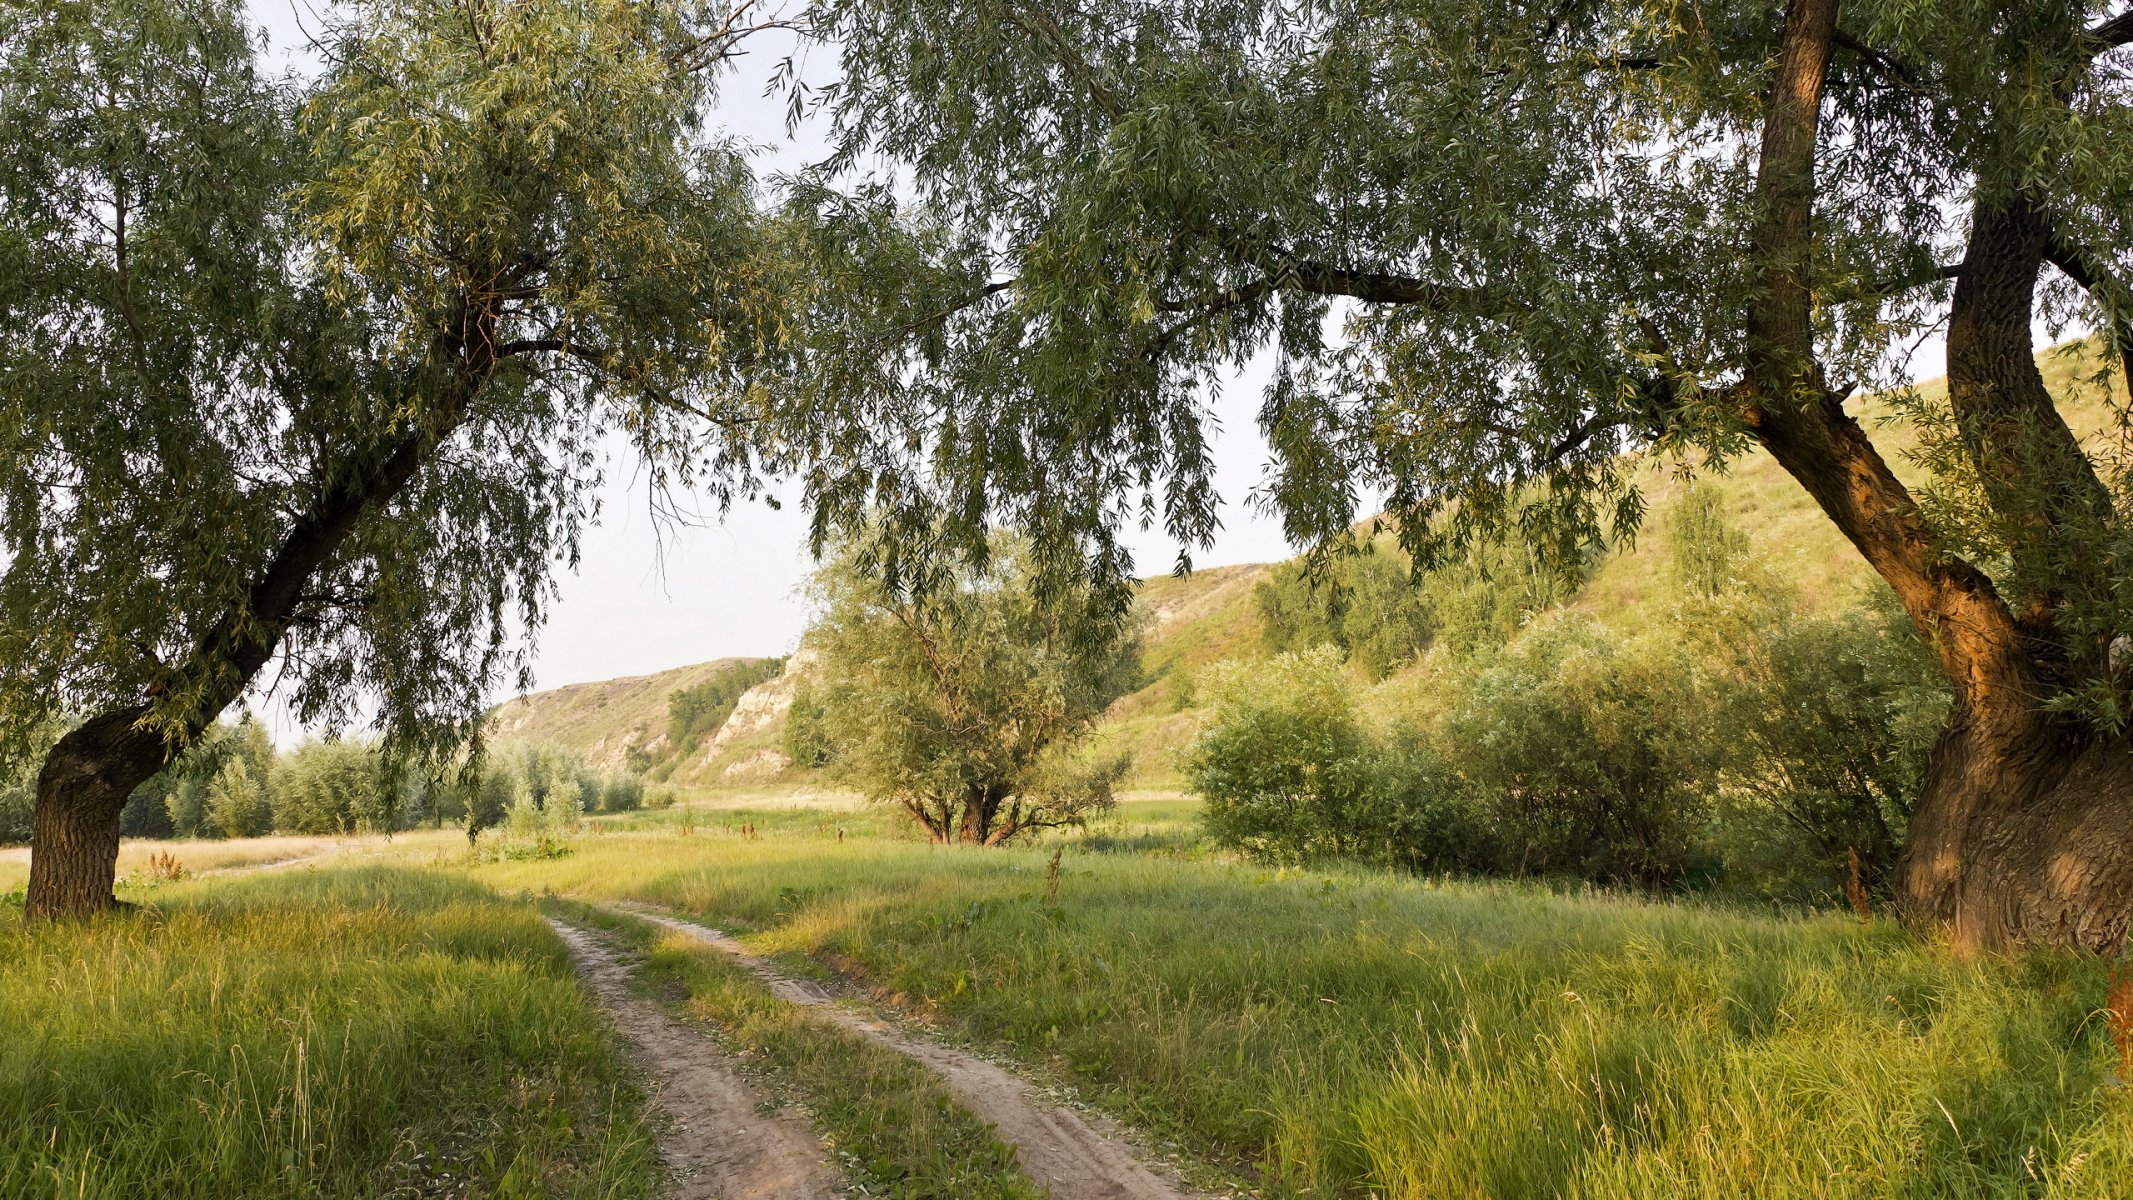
[1844,846,1872,923]
[144,850,188,883]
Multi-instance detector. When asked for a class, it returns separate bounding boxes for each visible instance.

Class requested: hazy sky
[243,1,1298,720]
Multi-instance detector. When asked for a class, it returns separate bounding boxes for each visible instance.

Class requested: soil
[547,919,841,1200]
[617,904,1206,1200]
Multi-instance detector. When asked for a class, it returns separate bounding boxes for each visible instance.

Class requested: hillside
[509,340,2129,792]
[487,657,772,773]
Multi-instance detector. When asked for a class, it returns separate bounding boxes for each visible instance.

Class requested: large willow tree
[800,0,2133,949]
[0,0,791,917]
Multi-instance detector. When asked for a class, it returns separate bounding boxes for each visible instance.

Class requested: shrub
[1189,648,1378,861]
[1188,648,1491,870]
[600,773,645,813]
[1429,615,1722,886]
[1679,589,1950,891]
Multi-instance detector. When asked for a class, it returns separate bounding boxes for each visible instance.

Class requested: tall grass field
[470,801,2133,1200]
[8,800,2133,1198]
[1,867,656,1199]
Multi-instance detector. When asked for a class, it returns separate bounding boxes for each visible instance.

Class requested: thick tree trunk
[25,707,168,919]
[1733,2,2133,950]
[1899,707,2133,952]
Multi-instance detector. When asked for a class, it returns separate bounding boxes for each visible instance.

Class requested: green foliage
[1257,531,1588,677]
[782,678,835,769]
[666,659,783,757]
[807,534,1140,843]
[1680,589,1950,891]
[599,774,645,814]
[204,759,270,840]
[1200,517,1950,893]
[0,0,793,793]
[272,741,393,836]
[1426,615,1723,886]
[1665,483,1751,600]
[1187,648,1490,870]
[1188,647,1374,860]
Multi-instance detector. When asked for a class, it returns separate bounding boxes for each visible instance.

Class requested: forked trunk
[25,707,168,920]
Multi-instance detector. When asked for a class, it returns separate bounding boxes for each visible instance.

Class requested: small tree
[1666,485,1752,600]
[806,536,1138,844]
[205,758,270,840]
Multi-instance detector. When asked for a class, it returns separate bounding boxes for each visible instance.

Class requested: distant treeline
[0,726,659,844]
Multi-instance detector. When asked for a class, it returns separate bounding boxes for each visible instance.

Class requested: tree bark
[24,707,167,919]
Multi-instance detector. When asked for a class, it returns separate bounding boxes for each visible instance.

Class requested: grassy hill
[512,340,2130,792]
[487,657,771,773]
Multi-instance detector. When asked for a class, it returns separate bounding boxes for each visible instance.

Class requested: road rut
[616,904,1206,1200]
[547,919,840,1200]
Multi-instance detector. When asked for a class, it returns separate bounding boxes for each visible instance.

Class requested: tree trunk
[957,786,998,845]
[1732,2,2133,951]
[1901,708,2133,952]
[25,707,168,920]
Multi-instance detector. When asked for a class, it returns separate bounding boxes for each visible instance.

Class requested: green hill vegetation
[486,657,779,779]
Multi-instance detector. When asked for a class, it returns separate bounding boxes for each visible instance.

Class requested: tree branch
[2044,235,2133,369]
[2087,8,2133,54]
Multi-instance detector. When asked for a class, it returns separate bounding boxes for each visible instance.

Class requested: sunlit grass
[463,805,2133,1200]
[0,867,656,1199]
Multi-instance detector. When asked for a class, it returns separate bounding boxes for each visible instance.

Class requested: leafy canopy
[797,0,2133,618]
[0,0,790,769]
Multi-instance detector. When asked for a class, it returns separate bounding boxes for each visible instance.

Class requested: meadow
[9,796,2133,1199]
[468,798,2133,1200]
[0,867,656,1199]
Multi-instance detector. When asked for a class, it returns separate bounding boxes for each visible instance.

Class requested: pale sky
[244,1,1297,724]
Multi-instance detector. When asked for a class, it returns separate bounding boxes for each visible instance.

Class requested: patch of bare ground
[545,919,841,1200]
[613,903,1211,1200]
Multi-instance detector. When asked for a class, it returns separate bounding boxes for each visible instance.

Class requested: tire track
[546,919,841,1200]
[612,903,1208,1200]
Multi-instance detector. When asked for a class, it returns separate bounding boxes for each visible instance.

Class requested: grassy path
[545,919,840,1200]
[616,902,1210,1200]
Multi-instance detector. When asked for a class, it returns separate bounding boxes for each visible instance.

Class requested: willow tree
[1,0,792,918]
[802,536,1139,845]
[800,0,2133,948]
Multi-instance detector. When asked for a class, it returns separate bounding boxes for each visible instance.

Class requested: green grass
[558,900,1043,1200]
[463,812,2133,1200]
[1,867,657,1199]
